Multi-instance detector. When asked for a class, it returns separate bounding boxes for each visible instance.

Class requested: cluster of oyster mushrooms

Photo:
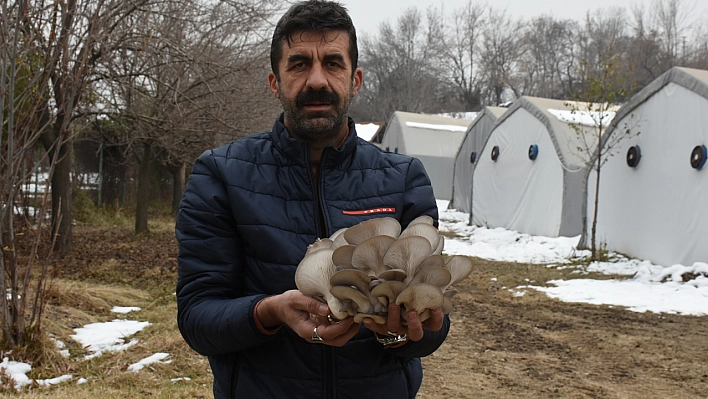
[295,216,473,324]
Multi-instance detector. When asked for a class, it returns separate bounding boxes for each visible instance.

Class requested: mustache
[296,90,340,107]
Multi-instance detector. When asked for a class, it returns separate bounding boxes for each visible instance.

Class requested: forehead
[281,30,351,59]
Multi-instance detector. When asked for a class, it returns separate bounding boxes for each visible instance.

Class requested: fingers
[386,303,405,335]
[407,307,445,341]
[312,318,359,347]
[421,308,444,332]
[405,311,425,341]
[301,297,330,317]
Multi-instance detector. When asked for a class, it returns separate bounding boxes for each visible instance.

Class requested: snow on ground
[0,358,72,389]
[71,320,151,360]
[111,306,142,314]
[128,353,171,372]
[437,200,708,316]
[0,308,157,389]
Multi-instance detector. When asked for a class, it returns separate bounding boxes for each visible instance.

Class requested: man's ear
[268,72,280,99]
[351,68,363,97]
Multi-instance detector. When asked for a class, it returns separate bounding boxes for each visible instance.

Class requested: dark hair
[270,0,358,80]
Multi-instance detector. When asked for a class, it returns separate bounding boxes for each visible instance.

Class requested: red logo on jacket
[342,207,397,215]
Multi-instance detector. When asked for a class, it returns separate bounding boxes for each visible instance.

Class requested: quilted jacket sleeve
[387,157,450,359]
[175,149,275,356]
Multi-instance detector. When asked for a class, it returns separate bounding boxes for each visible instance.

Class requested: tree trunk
[40,128,73,253]
[170,162,186,216]
[591,146,602,261]
[51,143,73,252]
[135,142,152,233]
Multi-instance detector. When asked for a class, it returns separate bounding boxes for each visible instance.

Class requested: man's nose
[305,62,328,91]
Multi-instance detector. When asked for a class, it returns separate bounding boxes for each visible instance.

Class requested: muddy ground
[419,258,708,399]
[60,226,708,399]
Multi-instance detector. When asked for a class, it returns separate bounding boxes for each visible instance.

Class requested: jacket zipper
[308,148,334,399]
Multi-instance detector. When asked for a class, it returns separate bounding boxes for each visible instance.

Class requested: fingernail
[319,304,329,315]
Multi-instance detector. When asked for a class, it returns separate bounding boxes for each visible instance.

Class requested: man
[175,1,449,398]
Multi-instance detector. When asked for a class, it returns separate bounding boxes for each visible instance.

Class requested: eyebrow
[286,54,311,65]
[286,52,348,66]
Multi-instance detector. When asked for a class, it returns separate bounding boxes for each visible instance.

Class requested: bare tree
[354,7,448,120]
[520,15,579,99]
[438,1,486,111]
[567,56,640,260]
[26,0,158,253]
[477,8,525,105]
[95,0,279,232]
[650,0,694,65]
[1,0,63,350]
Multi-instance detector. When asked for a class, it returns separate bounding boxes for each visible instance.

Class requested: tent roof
[605,67,708,139]
[495,96,597,170]
[385,111,473,157]
[454,106,507,157]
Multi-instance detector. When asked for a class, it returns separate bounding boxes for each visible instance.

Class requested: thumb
[306,298,330,317]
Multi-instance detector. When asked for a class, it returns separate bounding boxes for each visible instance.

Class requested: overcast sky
[339,0,708,37]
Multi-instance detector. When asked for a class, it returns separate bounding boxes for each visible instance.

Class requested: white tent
[472,97,597,237]
[380,111,473,200]
[579,66,708,266]
[449,107,507,214]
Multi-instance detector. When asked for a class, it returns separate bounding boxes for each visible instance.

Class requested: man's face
[269,30,363,142]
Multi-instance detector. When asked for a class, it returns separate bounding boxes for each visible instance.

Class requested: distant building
[472,97,599,237]
[380,111,473,201]
[449,107,507,215]
[580,66,708,266]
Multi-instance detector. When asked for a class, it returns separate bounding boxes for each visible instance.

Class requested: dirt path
[418,258,708,399]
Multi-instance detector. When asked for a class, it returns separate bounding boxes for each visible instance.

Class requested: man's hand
[362,303,444,348]
[256,290,359,347]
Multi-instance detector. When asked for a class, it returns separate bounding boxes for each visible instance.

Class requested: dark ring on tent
[626,145,641,168]
[470,151,477,164]
[528,144,539,161]
[491,146,500,161]
[691,145,707,170]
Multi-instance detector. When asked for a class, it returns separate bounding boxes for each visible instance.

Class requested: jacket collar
[270,113,358,168]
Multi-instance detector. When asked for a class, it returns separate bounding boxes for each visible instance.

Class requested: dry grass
[0,222,213,398]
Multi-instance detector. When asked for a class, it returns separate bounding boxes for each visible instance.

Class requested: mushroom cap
[351,235,396,276]
[343,217,401,245]
[353,313,387,324]
[408,215,434,226]
[433,235,445,255]
[370,280,407,307]
[408,267,452,289]
[417,254,445,273]
[294,249,349,319]
[330,285,373,314]
[331,228,350,249]
[329,227,348,241]
[395,283,444,314]
[332,245,356,270]
[306,238,333,255]
[399,223,440,254]
[442,290,457,314]
[295,249,335,297]
[377,268,407,282]
[382,236,432,281]
[330,269,372,295]
[443,255,474,288]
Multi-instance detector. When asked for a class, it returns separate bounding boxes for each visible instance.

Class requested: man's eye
[327,61,340,68]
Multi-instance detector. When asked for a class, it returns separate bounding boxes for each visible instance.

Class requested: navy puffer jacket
[176,115,450,399]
